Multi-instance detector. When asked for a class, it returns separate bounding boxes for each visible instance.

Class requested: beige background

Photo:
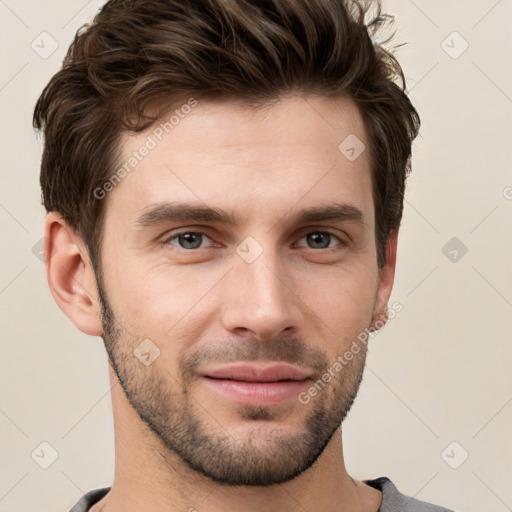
[1,1,511,511]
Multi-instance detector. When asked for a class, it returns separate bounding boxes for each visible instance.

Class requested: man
[33,0,453,510]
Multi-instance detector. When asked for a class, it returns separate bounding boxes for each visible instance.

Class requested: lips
[200,363,312,407]
[202,363,311,382]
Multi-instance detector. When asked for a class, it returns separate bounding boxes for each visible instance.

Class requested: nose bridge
[244,250,285,306]
[222,239,300,339]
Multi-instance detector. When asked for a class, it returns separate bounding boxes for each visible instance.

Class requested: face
[95,95,387,486]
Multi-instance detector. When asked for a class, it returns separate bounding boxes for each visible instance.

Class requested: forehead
[106,94,373,230]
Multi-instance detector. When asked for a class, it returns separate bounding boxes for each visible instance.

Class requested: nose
[220,246,302,341]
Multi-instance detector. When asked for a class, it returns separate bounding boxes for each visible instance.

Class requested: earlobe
[44,212,103,337]
[370,230,399,332]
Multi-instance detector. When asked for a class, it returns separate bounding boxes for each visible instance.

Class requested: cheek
[299,265,378,349]
[106,261,223,342]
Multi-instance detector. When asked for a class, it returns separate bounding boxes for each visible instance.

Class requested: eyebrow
[133,201,367,230]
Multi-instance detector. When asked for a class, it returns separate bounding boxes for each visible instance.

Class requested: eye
[162,229,344,252]
[164,231,213,250]
[296,231,343,250]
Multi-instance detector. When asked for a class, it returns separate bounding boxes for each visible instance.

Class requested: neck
[92,367,382,512]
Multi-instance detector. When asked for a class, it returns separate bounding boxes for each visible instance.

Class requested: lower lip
[202,377,310,406]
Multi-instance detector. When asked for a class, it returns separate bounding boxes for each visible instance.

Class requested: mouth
[200,363,312,406]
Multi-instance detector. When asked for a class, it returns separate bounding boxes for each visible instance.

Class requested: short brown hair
[33,0,420,272]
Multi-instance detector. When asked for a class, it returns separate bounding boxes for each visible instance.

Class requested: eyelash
[162,229,345,251]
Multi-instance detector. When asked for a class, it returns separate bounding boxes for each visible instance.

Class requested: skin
[45,94,398,512]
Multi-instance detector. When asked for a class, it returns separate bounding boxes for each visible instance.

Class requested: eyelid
[295,226,345,239]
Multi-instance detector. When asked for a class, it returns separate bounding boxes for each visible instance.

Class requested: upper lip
[201,363,312,382]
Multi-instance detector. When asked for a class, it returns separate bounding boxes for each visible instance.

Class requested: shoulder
[364,476,456,512]
[69,487,111,512]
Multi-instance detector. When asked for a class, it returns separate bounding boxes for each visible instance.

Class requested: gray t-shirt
[69,477,455,511]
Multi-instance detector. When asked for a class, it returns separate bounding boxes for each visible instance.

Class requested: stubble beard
[95,271,368,487]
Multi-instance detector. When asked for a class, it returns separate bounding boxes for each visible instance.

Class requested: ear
[43,212,103,336]
[370,229,399,332]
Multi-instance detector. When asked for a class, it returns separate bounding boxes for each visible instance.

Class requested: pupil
[181,233,201,249]
[309,233,329,249]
